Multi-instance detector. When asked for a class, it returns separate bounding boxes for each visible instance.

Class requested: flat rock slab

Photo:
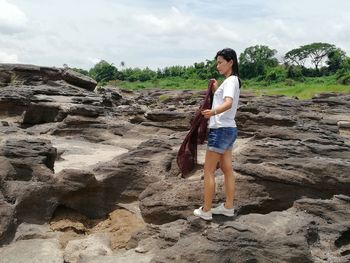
[52,137,128,173]
[0,238,63,263]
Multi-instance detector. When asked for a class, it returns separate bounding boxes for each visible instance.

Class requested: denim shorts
[207,127,238,154]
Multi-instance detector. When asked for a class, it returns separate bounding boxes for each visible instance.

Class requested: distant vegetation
[71,42,350,99]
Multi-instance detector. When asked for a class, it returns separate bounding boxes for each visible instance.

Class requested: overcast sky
[1,0,349,70]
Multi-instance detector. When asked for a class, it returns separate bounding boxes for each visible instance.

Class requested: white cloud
[0,51,18,63]
[0,0,349,69]
[87,57,102,65]
[0,0,27,34]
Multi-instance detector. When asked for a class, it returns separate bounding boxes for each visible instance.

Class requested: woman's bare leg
[220,149,235,208]
[203,150,221,211]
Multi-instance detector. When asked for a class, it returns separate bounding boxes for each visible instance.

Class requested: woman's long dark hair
[215,48,241,88]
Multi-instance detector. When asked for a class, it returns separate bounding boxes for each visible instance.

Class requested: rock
[139,173,305,224]
[64,234,112,263]
[0,64,103,130]
[129,115,147,124]
[141,120,191,131]
[67,105,102,118]
[139,178,221,224]
[22,103,62,125]
[0,86,32,116]
[0,121,9,126]
[0,239,64,263]
[338,120,350,129]
[61,69,97,91]
[0,138,57,170]
[4,177,60,224]
[82,252,154,263]
[0,70,11,86]
[145,111,189,122]
[50,116,109,141]
[0,64,61,86]
[0,148,101,227]
[96,87,128,107]
[142,111,193,131]
[312,93,350,106]
[0,64,349,263]
[14,223,60,241]
[0,199,15,244]
[0,149,62,226]
[58,139,173,219]
[55,169,97,191]
[0,156,16,181]
[0,64,96,91]
[144,196,350,263]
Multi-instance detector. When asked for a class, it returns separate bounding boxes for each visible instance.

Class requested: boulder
[61,69,97,91]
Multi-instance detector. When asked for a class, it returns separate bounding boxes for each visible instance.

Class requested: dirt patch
[50,206,145,250]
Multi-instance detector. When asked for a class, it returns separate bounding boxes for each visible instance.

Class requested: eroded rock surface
[0,63,349,262]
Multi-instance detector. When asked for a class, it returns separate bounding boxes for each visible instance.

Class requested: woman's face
[216,56,233,77]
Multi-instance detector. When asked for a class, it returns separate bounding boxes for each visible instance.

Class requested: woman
[194,48,241,220]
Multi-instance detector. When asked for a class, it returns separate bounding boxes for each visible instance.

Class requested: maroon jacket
[177,79,214,175]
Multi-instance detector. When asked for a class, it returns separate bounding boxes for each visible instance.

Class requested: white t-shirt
[208,75,240,128]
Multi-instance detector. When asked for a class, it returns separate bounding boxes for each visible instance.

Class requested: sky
[0,0,350,70]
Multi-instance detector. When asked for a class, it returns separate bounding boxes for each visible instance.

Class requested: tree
[205,59,220,79]
[88,60,118,84]
[239,45,278,79]
[284,48,308,67]
[285,43,336,71]
[326,48,346,73]
[121,67,157,82]
[194,62,206,79]
[303,42,335,71]
[139,67,156,81]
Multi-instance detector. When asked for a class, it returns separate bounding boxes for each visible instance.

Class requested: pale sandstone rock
[64,234,112,263]
[0,239,63,263]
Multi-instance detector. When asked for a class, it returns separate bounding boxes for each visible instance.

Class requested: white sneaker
[211,203,235,217]
[193,207,212,220]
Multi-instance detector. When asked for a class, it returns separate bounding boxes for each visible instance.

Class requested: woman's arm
[201,97,233,119]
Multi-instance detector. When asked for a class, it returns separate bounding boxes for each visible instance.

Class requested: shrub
[337,73,350,85]
[335,57,350,85]
[287,65,304,80]
[264,66,287,83]
[285,79,295,86]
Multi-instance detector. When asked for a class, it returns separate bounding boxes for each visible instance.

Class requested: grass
[159,94,170,102]
[264,84,350,99]
[244,75,350,99]
[106,75,350,100]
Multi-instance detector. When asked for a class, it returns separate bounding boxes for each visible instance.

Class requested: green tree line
[73,42,350,86]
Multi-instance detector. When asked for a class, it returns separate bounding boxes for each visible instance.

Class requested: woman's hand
[201,109,214,119]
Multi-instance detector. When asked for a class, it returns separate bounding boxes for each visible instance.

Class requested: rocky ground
[0,63,349,263]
